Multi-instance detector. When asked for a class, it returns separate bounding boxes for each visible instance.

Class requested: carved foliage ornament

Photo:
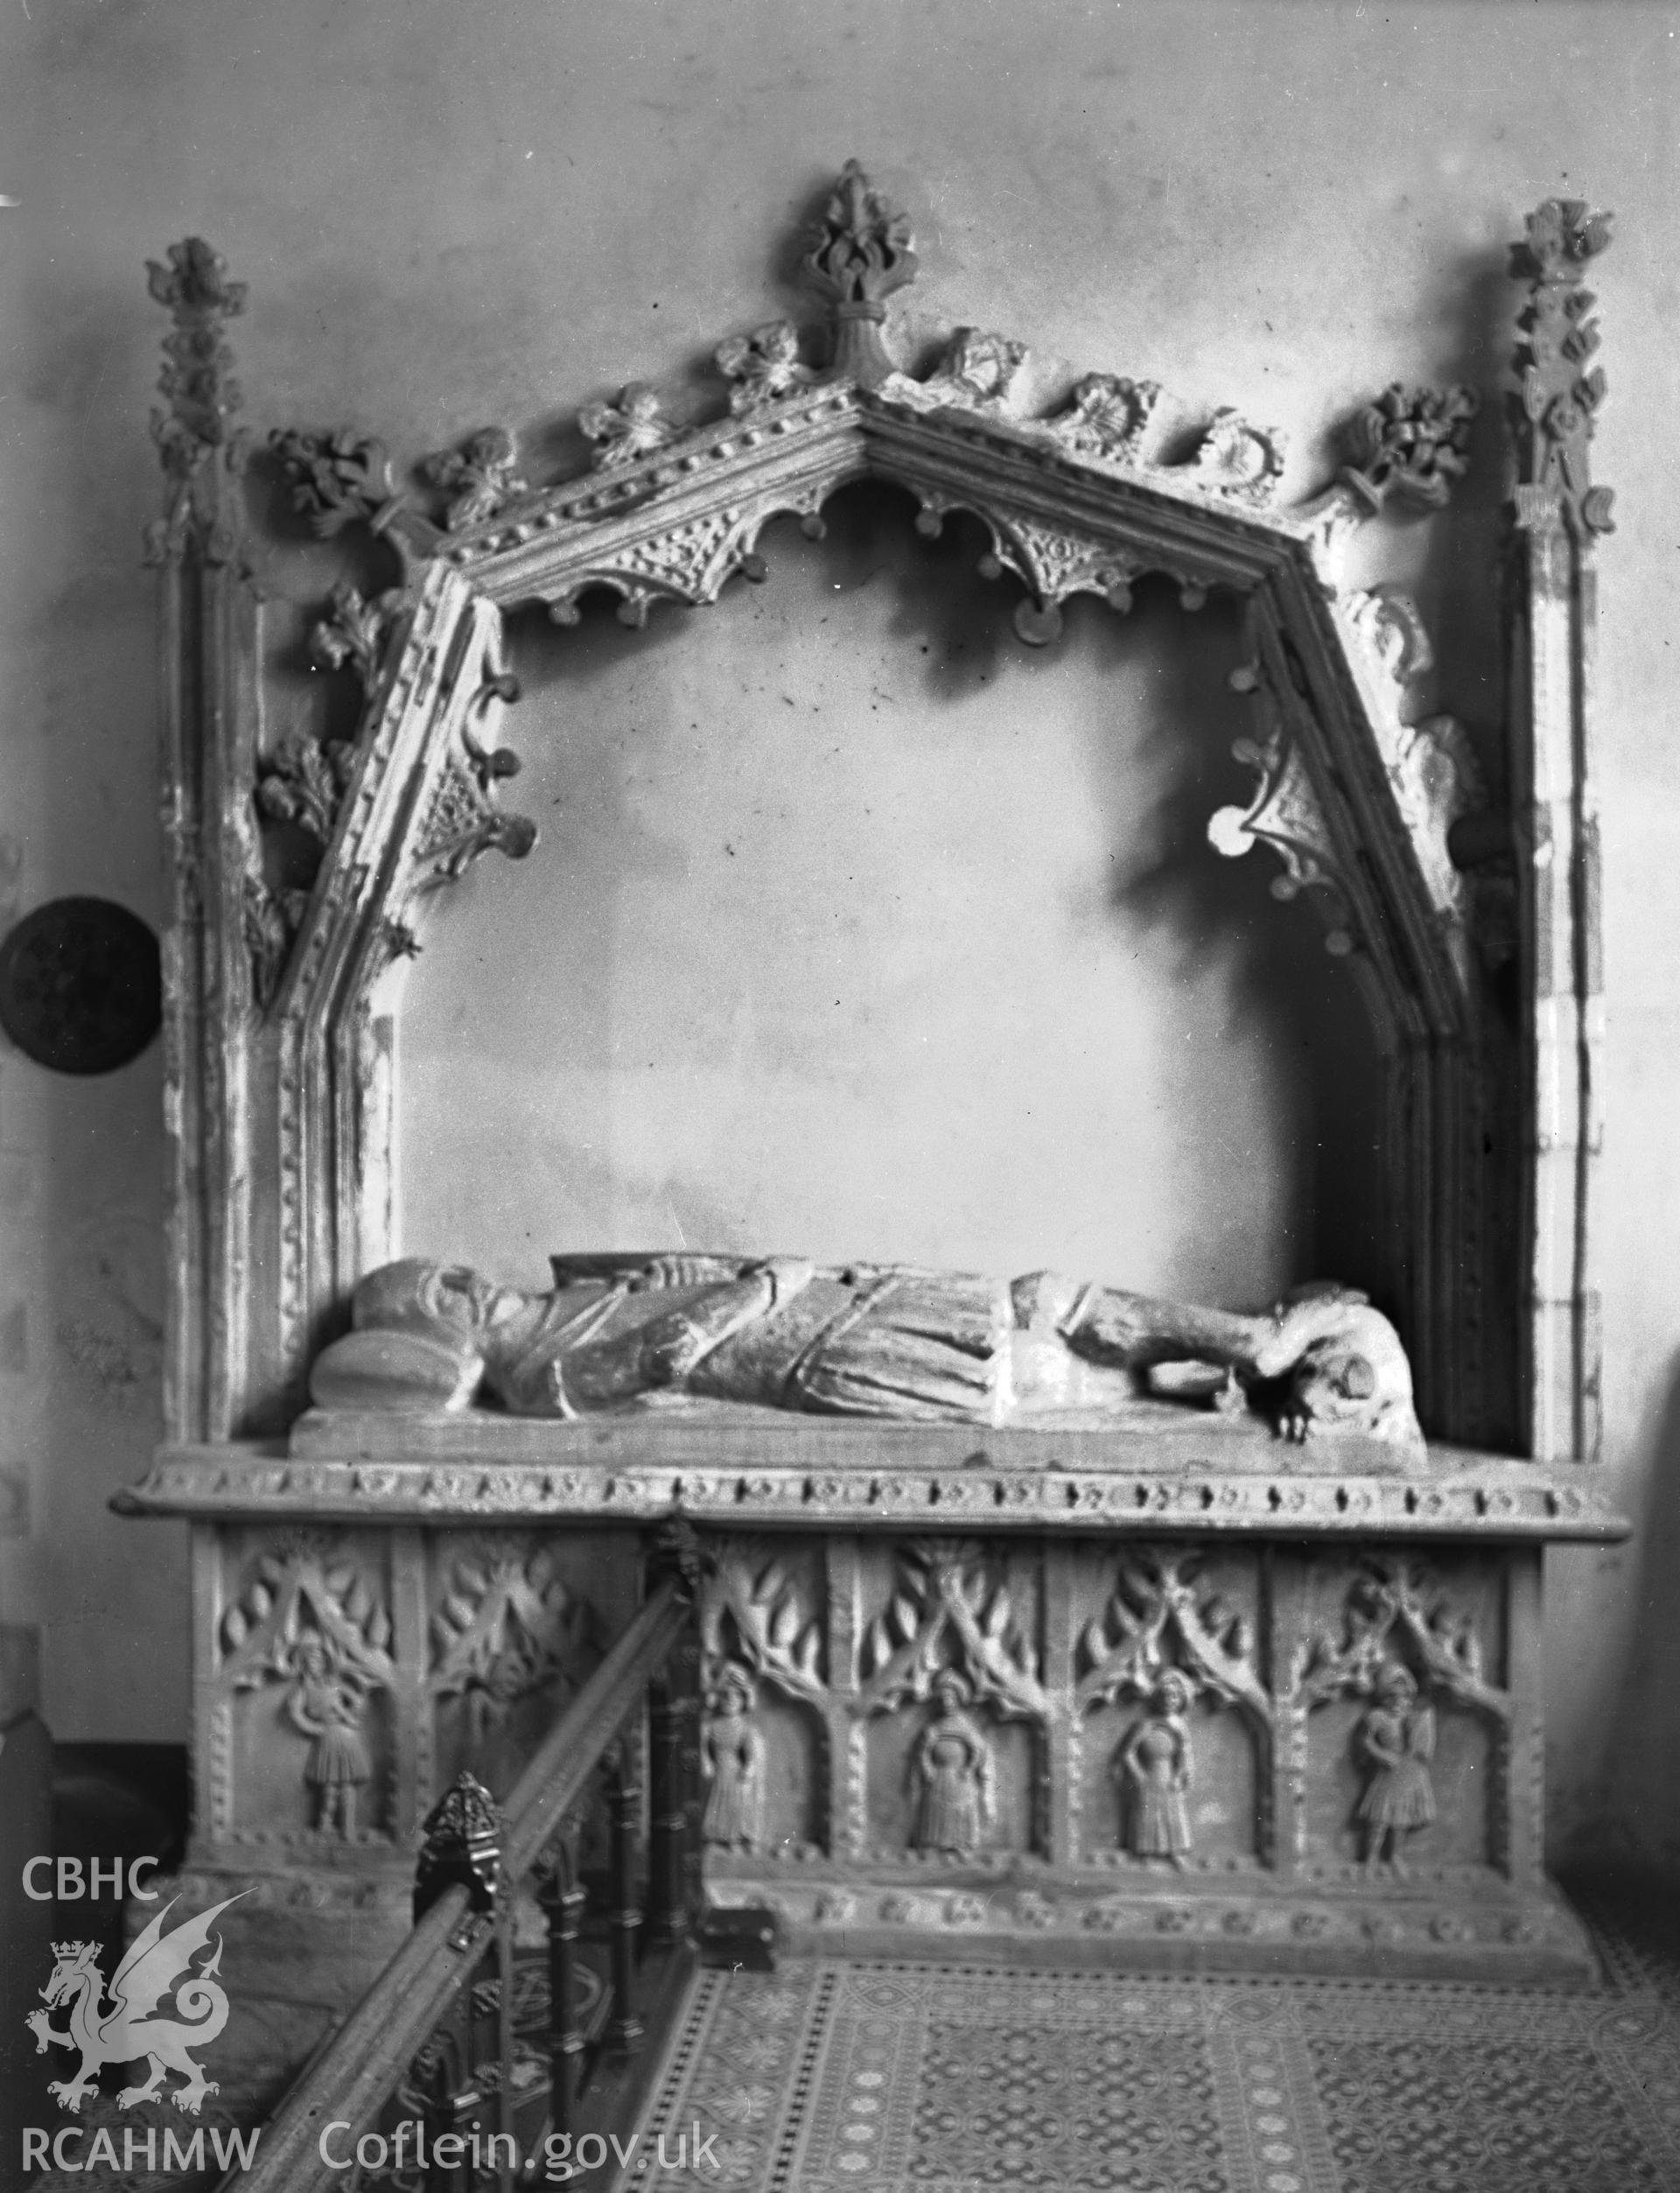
[256,729,356,850]
[1075,1547,1266,1724]
[270,426,396,537]
[429,1540,597,1733]
[703,1545,825,1703]
[1193,408,1288,508]
[858,1539,1042,1720]
[578,383,674,469]
[1291,1557,1506,1721]
[716,321,816,414]
[1039,373,1164,466]
[312,581,399,687]
[228,165,1482,599]
[219,1535,394,1683]
[1340,382,1479,514]
[421,427,527,531]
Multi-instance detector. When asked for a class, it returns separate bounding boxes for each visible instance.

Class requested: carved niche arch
[147,168,1609,1463]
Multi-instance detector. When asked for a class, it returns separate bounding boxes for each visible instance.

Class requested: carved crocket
[308,1252,1423,1448]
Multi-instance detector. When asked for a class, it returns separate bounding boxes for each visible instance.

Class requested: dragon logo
[26,1892,249,2117]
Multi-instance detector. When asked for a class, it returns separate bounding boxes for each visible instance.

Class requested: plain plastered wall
[1,0,1676,1861]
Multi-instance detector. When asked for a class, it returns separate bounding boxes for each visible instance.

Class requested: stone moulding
[146,168,1606,1475]
[116,1440,1628,1543]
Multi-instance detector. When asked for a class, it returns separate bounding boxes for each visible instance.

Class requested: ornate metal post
[606,1739,644,2056]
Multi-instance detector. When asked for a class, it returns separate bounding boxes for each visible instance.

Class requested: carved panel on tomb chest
[1285,1550,1511,1879]
[213,1527,398,1845]
[1068,1541,1269,1873]
[700,1538,829,1858]
[424,1531,606,1803]
[852,1538,1046,1862]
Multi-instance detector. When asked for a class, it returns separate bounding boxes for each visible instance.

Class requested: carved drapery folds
[149,176,1607,1473]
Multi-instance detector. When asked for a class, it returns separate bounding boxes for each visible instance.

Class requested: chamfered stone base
[705,1862,1601,1986]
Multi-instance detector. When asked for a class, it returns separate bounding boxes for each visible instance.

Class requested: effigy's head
[1288,1299,1422,1447]
[352,1258,535,1345]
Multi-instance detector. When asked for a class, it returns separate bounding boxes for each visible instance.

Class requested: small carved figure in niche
[1355,1664,1436,1874]
[912,1671,996,1860]
[312,1252,1423,1450]
[464,1636,544,1751]
[701,1666,767,1853]
[284,1635,372,1839]
[1116,1670,1195,1867]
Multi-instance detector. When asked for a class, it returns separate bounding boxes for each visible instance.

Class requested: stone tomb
[127,171,1624,2029]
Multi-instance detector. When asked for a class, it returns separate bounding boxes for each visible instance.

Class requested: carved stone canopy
[146,167,1608,1474]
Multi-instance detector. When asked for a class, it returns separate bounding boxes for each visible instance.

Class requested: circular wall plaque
[0,898,163,1075]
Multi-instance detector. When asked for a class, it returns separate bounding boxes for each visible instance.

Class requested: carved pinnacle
[1514,198,1614,540]
[147,238,246,476]
[800,160,917,387]
[146,238,247,564]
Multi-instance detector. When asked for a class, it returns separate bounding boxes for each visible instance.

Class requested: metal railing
[223,1531,704,2193]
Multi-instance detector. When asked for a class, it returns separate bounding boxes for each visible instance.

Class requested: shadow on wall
[396,476,1388,1314]
[1569,1352,1680,1867]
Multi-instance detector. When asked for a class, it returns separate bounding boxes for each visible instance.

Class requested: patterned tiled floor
[623,1881,1680,2192]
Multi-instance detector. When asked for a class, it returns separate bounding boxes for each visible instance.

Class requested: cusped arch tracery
[149,164,1604,1457]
